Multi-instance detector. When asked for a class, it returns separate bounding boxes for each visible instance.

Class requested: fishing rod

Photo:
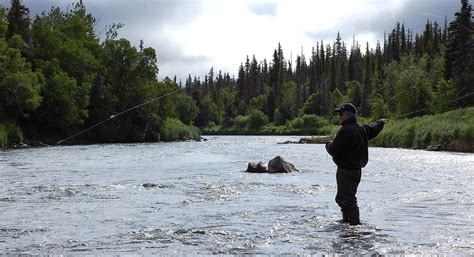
[56,89,179,145]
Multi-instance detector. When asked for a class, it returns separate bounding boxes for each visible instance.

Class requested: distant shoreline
[5,134,472,153]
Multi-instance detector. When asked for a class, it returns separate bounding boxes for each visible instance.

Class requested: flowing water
[0,136,473,255]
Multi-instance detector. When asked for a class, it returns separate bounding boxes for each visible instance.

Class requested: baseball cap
[334,103,357,116]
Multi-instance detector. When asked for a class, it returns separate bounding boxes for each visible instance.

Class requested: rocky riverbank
[278,136,332,145]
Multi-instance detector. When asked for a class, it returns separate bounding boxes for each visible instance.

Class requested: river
[0,136,473,255]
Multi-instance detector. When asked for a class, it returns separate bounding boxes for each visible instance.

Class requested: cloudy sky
[1,0,460,82]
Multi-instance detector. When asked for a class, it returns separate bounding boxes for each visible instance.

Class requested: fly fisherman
[325,103,387,225]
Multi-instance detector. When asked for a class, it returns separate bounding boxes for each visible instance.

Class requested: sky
[0,0,460,82]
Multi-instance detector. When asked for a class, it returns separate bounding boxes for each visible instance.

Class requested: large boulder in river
[267,156,298,173]
[246,156,298,173]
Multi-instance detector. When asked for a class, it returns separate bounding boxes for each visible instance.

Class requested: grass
[371,107,474,152]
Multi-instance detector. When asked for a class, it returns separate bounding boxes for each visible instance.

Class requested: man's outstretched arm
[364,119,387,140]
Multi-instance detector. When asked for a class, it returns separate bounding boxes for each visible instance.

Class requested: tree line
[183,0,473,132]
[0,0,473,145]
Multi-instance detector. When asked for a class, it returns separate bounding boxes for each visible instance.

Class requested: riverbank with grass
[370,107,473,152]
[0,118,201,148]
[2,108,472,152]
[202,108,473,153]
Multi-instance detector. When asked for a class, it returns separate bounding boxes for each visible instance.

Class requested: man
[325,103,387,225]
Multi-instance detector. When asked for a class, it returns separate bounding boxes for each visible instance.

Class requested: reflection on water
[330,223,392,255]
[0,136,473,255]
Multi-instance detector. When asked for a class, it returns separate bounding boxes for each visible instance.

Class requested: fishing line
[395,91,474,118]
[56,89,179,145]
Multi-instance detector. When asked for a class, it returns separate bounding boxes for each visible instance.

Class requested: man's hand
[377,118,388,124]
[325,140,333,154]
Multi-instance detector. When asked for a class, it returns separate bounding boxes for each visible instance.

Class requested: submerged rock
[246,162,268,173]
[193,137,208,142]
[143,183,162,188]
[246,156,298,173]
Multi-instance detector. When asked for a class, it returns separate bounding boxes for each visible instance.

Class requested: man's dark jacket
[326,118,384,169]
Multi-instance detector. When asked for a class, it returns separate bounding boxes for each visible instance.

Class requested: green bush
[233,115,249,130]
[248,110,268,130]
[302,114,329,129]
[288,117,304,130]
[0,125,6,147]
[261,124,285,135]
[0,122,23,147]
[160,118,201,141]
[202,123,222,135]
[280,114,331,135]
[209,113,334,136]
[256,116,333,136]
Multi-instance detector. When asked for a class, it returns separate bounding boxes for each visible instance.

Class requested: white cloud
[171,0,408,79]
[0,0,457,81]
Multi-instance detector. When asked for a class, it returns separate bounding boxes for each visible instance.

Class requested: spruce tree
[443,16,448,43]
[308,46,318,96]
[374,41,383,78]
[348,40,362,82]
[6,0,30,44]
[295,54,307,112]
[445,0,474,106]
[0,6,7,38]
[249,55,260,98]
[401,23,407,54]
[392,24,401,61]
[362,43,372,116]
[407,29,414,53]
[237,63,246,101]
[329,46,336,92]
